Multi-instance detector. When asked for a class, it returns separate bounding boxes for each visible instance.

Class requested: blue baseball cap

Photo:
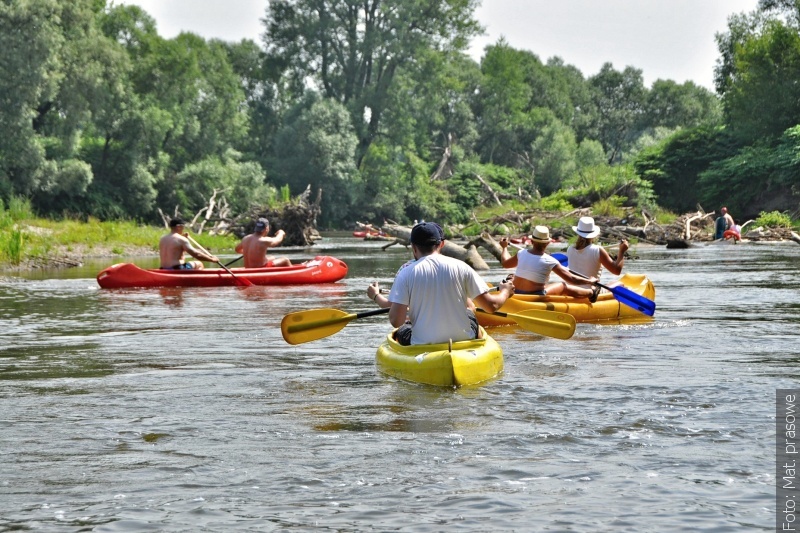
[410,222,444,246]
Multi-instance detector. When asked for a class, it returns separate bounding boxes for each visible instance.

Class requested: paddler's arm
[366,281,391,309]
[499,238,519,268]
[599,239,628,275]
[388,302,408,328]
[473,280,515,313]
[182,240,218,264]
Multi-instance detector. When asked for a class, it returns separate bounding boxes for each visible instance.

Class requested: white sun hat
[572,216,601,239]
[529,225,551,243]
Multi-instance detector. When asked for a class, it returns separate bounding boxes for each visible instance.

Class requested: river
[1,236,797,531]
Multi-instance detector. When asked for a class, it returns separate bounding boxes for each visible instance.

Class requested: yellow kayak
[478,273,656,326]
[375,327,503,387]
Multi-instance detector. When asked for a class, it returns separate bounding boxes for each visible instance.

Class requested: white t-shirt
[514,249,560,284]
[388,254,489,345]
[567,244,602,279]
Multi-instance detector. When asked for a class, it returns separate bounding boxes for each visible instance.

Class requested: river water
[1,236,797,531]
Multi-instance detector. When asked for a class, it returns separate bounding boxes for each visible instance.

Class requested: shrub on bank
[754,211,794,229]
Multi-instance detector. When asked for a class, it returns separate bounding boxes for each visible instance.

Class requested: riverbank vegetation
[0,198,238,268]
[1,0,798,266]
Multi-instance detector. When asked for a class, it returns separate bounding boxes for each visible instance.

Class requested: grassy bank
[0,198,239,269]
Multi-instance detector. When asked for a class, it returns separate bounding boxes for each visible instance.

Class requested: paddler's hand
[366,281,381,302]
[499,237,509,250]
[499,278,515,297]
[618,239,629,255]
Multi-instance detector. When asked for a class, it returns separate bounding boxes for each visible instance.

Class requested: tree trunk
[382,225,490,270]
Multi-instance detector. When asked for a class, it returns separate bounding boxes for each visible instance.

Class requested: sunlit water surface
[1,236,798,531]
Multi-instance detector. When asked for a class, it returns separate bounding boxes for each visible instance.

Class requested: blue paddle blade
[567,267,656,317]
[609,285,656,316]
[551,252,568,266]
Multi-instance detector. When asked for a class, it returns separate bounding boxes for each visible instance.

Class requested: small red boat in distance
[97,256,348,288]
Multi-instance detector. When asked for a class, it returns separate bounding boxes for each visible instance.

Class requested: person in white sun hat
[499,225,600,302]
[567,216,629,286]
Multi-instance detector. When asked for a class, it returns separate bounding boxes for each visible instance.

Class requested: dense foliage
[0,0,796,229]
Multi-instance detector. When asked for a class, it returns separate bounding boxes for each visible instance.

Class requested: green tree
[173,152,275,216]
[698,125,800,216]
[222,39,282,171]
[545,57,596,142]
[644,79,722,129]
[270,94,360,227]
[263,0,482,164]
[473,41,536,166]
[716,17,800,142]
[381,50,480,168]
[528,120,577,196]
[0,0,104,200]
[588,63,647,163]
[633,126,739,213]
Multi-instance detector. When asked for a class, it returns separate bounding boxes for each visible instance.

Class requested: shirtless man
[159,218,219,269]
[721,207,735,230]
[235,218,292,268]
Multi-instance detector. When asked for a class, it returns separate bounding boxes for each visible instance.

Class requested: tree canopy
[3,0,793,229]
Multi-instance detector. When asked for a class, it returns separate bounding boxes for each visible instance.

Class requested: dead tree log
[475,174,503,206]
[471,232,504,263]
[382,224,490,270]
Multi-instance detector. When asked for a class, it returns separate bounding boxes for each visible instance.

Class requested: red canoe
[97,256,348,288]
[352,230,385,238]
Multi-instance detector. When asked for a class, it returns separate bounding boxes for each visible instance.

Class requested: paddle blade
[232,274,253,287]
[217,262,253,287]
[609,285,656,316]
[476,308,576,340]
[512,309,576,340]
[281,308,355,345]
[551,252,568,266]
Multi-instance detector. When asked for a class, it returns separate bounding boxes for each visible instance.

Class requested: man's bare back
[159,219,218,269]
[235,218,291,268]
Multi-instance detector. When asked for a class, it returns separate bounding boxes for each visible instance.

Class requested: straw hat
[572,216,601,239]
[529,226,551,244]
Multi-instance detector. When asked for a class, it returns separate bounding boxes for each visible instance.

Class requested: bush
[0,229,25,265]
[593,195,627,218]
[754,210,793,228]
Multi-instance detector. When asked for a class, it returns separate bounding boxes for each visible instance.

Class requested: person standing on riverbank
[715,207,739,240]
[236,218,292,268]
[366,221,514,346]
[159,218,218,269]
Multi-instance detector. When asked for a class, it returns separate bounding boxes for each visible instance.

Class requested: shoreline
[3,236,799,273]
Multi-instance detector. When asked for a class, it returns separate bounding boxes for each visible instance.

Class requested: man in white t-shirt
[366,222,514,345]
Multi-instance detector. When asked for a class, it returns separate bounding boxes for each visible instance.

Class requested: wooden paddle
[475,308,576,340]
[282,307,390,345]
[186,235,253,288]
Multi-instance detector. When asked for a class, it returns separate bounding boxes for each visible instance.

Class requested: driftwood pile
[463,206,800,247]
[159,185,323,246]
[370,205,799,269]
